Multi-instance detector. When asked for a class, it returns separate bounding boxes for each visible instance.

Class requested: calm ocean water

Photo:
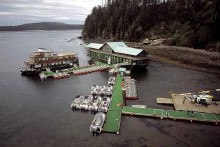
[0,30,220,147]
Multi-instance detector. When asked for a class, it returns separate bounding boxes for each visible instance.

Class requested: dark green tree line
[82,0,220,50]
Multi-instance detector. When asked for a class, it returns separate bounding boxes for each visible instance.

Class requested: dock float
[122,106,220,124]
[167,110,220,124]
[122,106,168,119]
[40,63,111,80]
[157,98,174,105]
[103,75,123,134]
[171,93,220,114]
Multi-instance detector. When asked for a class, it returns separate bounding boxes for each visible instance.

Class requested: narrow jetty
[122,106,167,119]
[103,75,123,134]
[122,106,220,124]
[167,110,220,124]
[40,63,111,80]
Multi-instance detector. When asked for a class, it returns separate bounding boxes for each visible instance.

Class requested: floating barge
[170,93,220,114]
[20,48,79,75]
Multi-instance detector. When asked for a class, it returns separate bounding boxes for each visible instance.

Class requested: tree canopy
[82,0,220,50]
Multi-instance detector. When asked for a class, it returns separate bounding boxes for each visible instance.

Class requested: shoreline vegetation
[83,38,220,74]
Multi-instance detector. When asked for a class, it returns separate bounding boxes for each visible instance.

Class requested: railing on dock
[122,106,220,124]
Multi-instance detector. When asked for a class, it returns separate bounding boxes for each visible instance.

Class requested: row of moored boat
[91,85,114,96]
[71,95,111,112]
[72,65,110,75]
[124,76,139,100]
[39,64,110,80]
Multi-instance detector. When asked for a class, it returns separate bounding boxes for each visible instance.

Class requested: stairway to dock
[103,75,123,134]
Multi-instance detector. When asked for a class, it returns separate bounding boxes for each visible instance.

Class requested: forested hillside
[82,0,220,51]
[0,22,83,31]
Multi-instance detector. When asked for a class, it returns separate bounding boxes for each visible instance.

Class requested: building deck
[157,98,174,104]
[171,93,220,114]
[103,75,123,134]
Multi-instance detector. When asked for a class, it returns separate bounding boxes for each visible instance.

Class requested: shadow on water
[21,74,41,82]
[130,68,149,82]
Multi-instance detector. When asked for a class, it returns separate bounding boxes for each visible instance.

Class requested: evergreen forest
[82,0,220,51]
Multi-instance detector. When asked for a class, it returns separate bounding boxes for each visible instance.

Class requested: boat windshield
[94,118,102,126]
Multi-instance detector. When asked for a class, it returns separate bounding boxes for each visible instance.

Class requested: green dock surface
[167,110,220,123]
[122,106,220,124]
[122,106,167,118]
[103,75,123,133]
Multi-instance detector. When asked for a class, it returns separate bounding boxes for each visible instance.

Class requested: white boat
[91,85,99,95]
[99,86,106,95]
[106,85,113,96]
[90,112,105,135]
[79,95,93,110]
[108,76,115,85]
[71,95,84,109]
[98,97,111,112]
[189,94,213,105]
[89,96,101,111]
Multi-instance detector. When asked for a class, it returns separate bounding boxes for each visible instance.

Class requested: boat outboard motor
[96,127,101,134]
[92,130,96,136]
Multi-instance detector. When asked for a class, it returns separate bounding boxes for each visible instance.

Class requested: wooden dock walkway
[103,75,123,134]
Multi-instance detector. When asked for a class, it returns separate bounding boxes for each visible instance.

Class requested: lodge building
[86,42,149,68]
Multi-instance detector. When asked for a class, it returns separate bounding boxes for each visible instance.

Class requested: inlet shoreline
[83,38,220,74]
[138,44,220,74]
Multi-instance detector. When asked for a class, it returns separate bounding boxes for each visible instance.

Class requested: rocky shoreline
[138,44,220,74]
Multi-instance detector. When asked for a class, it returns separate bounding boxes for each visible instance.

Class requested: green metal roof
[106,42,127,50]
[107,42,143,56]
[87,42,143,56]
[114,46,143,56]
[86,43,103,49]
[119,68,126,72]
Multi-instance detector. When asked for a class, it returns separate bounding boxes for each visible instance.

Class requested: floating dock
[157,98,174,104]
[103,75,123,134]
[122,106,167,119]
[122,106,220,124]
[171,93,220,114]
[167,110,220,124]
[40,63,111,79]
